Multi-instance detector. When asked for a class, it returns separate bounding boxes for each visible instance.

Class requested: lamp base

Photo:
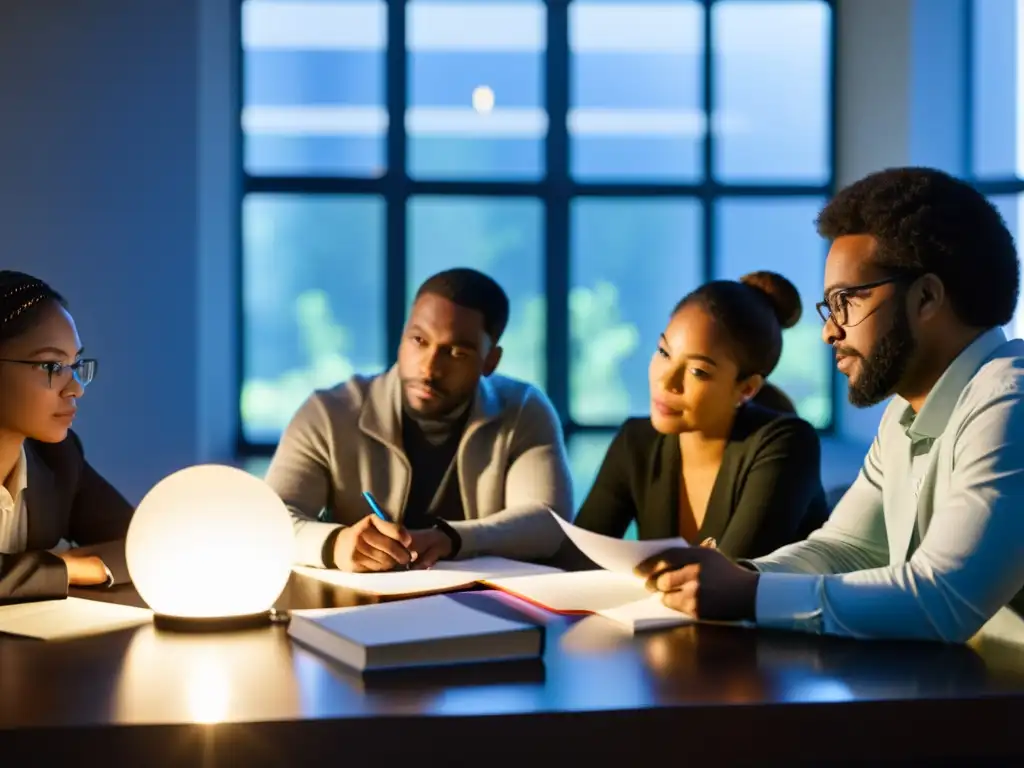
[153,611,275,633]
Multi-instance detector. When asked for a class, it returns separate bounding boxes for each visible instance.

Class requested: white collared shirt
[0,446,28,554]
[749,327,1024,642]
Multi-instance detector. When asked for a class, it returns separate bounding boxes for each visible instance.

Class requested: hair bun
[740,271,802,329]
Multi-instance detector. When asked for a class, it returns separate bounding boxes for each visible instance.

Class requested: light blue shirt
[749,327,1024,642]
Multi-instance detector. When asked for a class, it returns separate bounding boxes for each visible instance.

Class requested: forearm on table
[448,504,566,561]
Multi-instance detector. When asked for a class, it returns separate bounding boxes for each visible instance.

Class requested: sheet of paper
[0,597,152,640]
[596,594,695,633]
[485,571,651,613]
[552,512,688,574]
[975,605,1024,647]
[293,556,562,597]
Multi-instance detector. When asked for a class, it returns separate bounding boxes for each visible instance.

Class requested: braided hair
[0,271,67,347]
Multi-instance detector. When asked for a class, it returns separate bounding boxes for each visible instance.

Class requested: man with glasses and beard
[267,268,572,573]
[634,167,1024,643]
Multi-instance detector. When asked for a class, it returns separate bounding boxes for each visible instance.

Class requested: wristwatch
[430,517,462,559]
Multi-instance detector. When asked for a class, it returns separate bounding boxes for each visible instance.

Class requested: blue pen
[361,491,412,570]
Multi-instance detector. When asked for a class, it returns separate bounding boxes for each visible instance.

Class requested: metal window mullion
[385,0,409,365]
[546,0,571,427]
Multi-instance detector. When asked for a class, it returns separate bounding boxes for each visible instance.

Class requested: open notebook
[483,513,697,633]
[293,556,562,598]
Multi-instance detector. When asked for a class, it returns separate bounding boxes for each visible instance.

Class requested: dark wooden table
[1,571,1022,766]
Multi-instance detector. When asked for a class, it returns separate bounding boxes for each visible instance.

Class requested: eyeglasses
[815,276,916,328]
[0,358,97,388]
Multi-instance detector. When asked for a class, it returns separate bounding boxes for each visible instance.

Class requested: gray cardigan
[265,365,574,567]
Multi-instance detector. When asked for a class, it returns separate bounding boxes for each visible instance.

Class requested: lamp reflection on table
[113,624,300,725]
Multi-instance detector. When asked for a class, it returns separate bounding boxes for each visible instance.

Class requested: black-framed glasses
[815,276,916,328]
[0,358,97,388]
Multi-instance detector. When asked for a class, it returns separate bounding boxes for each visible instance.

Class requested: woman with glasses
[0,271,133,602]
[572,272,829,561]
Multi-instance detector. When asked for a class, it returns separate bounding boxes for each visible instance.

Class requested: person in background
[573,271,828,561]
[638,167,1024,643]
[267,267,573,573]
[0,271,134,602]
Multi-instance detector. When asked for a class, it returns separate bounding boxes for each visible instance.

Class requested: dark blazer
[574,404,829,561]
[0,431,134,603]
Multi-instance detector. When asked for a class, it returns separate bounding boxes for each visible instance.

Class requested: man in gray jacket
[266,268,573,572]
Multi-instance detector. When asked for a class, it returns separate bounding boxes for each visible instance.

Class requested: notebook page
[0,597,152,640]
[552,512,687,574]
[293,556,562,596]
[484,570,650,613]
[596,594,695,633]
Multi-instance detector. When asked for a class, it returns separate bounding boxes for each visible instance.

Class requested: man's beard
[844,308,916,408]
[401,379,464,419]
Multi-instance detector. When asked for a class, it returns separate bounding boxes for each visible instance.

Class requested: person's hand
[634,547,760,622]
[409,528,453,569]
[58,553,110,586]
[333,514,414,572]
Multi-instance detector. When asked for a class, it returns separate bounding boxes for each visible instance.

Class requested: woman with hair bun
[0,271,133,602]
[574,271,828,560]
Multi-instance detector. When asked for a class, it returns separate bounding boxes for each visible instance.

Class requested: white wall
[0,0,955,500]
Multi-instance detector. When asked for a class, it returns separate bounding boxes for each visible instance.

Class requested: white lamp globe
[126,464,294,631]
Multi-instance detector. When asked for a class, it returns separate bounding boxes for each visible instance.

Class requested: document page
[0,597,152,640]
[293,556,562,597]
[484,570,650,613]
[485,571,694,633]
[597,594,696,632]
[552,512,687,573]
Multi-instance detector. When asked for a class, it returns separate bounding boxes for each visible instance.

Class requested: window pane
[570,198,703,425]
[407,197,545,389]
[712,1,830,183]
[407,1,546,180]
[986,195,1024,338]
[714,197,831,428]
[242,0,387,177]
[569,1,704,181]
[242,194,386,443]
[972,0,1021,178]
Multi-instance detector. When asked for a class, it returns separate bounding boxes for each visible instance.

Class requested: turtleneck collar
[402,396,473,446]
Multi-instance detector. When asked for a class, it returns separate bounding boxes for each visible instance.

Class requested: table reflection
[113,625,301,725]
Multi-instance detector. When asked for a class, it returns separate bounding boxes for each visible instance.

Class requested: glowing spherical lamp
[126,464,294,631]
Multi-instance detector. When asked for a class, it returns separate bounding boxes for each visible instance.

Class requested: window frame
[968,0,1024,194]
[235,0,839,456]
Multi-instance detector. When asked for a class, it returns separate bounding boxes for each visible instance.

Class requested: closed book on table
[287,593,545,672]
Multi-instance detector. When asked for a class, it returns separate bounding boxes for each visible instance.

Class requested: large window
[972,0,1024,339]
[239,0,836,496]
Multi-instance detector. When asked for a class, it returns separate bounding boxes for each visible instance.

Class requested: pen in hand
[361,491,415,570]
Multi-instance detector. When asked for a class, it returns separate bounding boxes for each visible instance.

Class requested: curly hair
[816,167,1019,328]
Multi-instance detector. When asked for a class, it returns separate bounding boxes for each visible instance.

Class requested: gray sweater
[265,365,574,567]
